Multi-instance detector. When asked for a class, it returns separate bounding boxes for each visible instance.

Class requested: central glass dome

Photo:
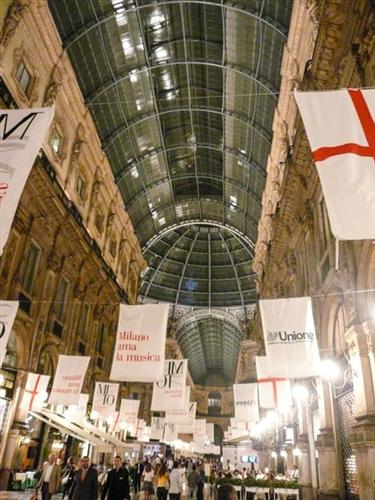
[141,224,256,307]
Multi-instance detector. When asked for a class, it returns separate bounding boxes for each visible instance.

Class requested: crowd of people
[31,453,299,500]
[33,453,213,500]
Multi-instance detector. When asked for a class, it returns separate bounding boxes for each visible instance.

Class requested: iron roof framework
[49,0,292,384]
[176,309,244,385]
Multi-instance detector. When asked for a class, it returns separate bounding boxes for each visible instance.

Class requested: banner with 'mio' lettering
[260,297,321,378]
[92,382,119,418]
[110,304,169,382]
[151,359,188,412]
[0,108,54,255]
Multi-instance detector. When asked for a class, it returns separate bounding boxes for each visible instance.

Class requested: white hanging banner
[0,300,18,367]
[206,422,214,443]
[150,417,165,440]
[224,429,232,441]
[119,398,140,424]
[66,393,89,421]
[140,426,151,443]
[260,297,321,378]
[165,386,191,423]
[48,355,90,406]
[0,108,54,255]
[130,418,146,438]
[110,304,169,382]
[256,356,292,412]
[151,359,188,411]
[176,402,197,434]
[20,372,50,411]
[163,422,178,442]
[233,383,259,423]
[193,418,206,443]
[92,382,119,418]
[108,411,121,434]
[230,419,251,437]
[294,89,375,240]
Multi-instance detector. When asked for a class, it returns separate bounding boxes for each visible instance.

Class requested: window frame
[20,242,41,295]
[15,59,33,97]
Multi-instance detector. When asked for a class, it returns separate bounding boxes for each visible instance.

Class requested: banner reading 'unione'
[0,108,54,255]
[260,297,321,378]
[110,304,169,382]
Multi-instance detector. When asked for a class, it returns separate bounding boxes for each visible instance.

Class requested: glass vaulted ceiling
[49,0,292,384]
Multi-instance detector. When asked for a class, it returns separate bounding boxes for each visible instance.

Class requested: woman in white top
[168,461,183,500]
[142,463,155,500]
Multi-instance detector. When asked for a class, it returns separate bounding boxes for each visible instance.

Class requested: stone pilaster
[315,380,341,498]
[345,323,375,499]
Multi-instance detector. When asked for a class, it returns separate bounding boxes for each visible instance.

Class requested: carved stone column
[315,380,341,498]
[0,370,26,489]
[296,392,316,500]
[346,323,375,499]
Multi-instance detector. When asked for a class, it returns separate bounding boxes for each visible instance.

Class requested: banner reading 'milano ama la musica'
[110,304,169,383]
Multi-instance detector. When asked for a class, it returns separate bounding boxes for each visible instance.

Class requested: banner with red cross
[255,356,292,413]
[295,89,375,240]
[20,372,50,411]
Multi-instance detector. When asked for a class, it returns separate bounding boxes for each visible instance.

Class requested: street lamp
[320,359,341,382]
[292,384,309,402]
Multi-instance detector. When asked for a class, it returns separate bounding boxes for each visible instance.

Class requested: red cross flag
[255,356,292,414]
[294,89,375,240]
[20,372,50,411]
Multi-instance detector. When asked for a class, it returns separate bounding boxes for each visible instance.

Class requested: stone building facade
[0,0,146,485]
[0,0,374,498]
[250,1,375,498]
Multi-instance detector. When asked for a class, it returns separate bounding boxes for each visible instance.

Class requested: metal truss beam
[87,61,277,106]
[116,143,266,181]
[103,106,271,151]
[64,1,288,50]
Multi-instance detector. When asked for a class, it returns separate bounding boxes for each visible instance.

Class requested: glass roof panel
[49,0,292,383]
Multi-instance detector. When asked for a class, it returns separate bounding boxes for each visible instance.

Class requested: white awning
[68,414,130,450]
[30,409,112,452]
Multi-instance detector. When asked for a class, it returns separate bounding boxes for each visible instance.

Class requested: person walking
[134,457,144,493]
[155,462,169,500]
[187,464,200,499]
[69,456,98,500]
[141,463,154,500]
[168,461,183,500]
[61,457,76,499]
[101,455,130,500]
[36,453,61,500]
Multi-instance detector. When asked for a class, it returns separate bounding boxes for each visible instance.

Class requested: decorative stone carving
[43,78,58,106]
[0,0,30,54]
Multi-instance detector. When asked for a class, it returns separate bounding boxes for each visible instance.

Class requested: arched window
[333,303,347,355]
[208,392,221,416]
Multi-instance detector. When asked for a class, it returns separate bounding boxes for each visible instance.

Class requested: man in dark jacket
[101,456,130,500]
[69,456,98,500]
[133,457,144,493]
